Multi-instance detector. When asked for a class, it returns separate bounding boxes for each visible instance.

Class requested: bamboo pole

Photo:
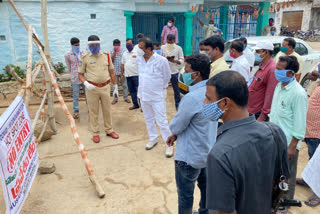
[5,65,24,83]
[33,48,55,133]
[8,0,27,30]
[41,0,49,56]
[37,117,49,143]
[25,24,33,107]
[32,92,47,130]
[32,63,42,82]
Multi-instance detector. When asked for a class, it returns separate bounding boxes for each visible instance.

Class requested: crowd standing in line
[62,17,320,213]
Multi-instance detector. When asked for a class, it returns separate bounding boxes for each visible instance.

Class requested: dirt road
[1,42,320,214]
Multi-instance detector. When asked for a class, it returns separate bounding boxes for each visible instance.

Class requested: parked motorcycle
[295,30,313,41]
[308,29,320,42]
[280,26,295,37]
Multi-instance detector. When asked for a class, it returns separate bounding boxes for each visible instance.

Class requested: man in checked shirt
[64,37,86,120]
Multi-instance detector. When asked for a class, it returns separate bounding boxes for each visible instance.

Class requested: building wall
[274,1,312,32]
[0,1,129,71]
[310,8,320,29]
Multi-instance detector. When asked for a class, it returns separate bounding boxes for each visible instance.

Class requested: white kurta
[137,53,171,143]
[302,146,320,198]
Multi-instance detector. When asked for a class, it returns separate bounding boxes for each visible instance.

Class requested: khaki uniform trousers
[86,84,113,135]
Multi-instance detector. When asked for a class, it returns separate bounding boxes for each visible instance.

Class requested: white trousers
[302,146,320,198]
[141,100,171,143]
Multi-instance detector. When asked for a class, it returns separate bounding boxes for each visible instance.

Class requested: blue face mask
[154,49,161,55]
[182,72,194,86]
[243,44,246,50]
[89,45,100,55]
[280,46,289,53]
[271,30,275,35]
[72,45,80,57]
[275,69,294,83]
[202,99,224,121]
[255,52,263,61]
[318,64,320,75]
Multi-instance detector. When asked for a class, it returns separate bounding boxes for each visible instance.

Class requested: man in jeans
[64,37,86,119]
[121,38,140,110]
[161,34,184,110]
[167,54,217,214]
[110,39,131,104]
[269,56,308,212]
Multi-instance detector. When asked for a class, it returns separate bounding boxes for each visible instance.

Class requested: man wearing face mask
[166,54,217,214]
[65,37,86,119]
[203,71,289,214]
[269,56,308,210]
[248,41,278,122]
[136,37,173,157]
[78,35,119,143]
[203,36,229,78]
[239,37,255,72]
[161,34,184,110]
[274,38,303,81]
[161,17,179,45]
[229,39,251,83]
[198,19,218,39]
[122,38,140,110]
[110,39,130,105]
[261,18,275,36]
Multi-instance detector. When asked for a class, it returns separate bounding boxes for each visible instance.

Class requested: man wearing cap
[78,35,119,143]
[213,29,223,37]
[248,41,278,122]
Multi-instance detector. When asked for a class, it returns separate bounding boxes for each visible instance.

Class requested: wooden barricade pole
[25,24,33,107]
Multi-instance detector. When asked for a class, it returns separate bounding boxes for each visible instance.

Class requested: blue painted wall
[0,1,127,73]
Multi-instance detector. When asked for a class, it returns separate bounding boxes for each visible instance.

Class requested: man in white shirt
[240,37,255,71]
[136,37,173,157]
[230,39,251,83]
[161,34,184,110]
[121,38,139,110]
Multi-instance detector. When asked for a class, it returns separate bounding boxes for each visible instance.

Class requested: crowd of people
[63,17,320,214]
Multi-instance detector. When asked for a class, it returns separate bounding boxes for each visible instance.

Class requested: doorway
[132,12,185,47]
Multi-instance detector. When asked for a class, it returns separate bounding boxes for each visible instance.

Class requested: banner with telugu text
[0,96,38,214]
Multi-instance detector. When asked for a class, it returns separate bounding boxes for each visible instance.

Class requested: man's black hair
[239,37,247,45]
[168,17,175,23]
[284,37,296,49]
[126,38,133,43]
[137,33,144,40]
[139,37,154,51]
[269,18,274,22]
[88,35,100,41]
[70,37,80,45]
[185,54,211,80]
[167,34,176,42]
[207,71,248,107]
[113,39,121,45]
[279,56,300,74]
[262,49,274,56]
[153,42,161,47]
[199,40,205,46]
[203,35,225,52]
[230,39,244,53]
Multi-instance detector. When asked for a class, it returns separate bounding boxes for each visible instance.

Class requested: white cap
[252,41,274,51]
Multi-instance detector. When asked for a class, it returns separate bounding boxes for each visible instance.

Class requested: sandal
[305,196,320,207]
[73,112,79,119]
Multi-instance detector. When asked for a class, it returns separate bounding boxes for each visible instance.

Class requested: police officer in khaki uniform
[78,35,119,143]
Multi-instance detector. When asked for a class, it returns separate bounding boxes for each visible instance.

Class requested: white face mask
[209,24,214,27]
[137,47,145,56]
[167,22,172,27]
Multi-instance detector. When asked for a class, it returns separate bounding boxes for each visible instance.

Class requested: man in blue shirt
[167,54,218,214]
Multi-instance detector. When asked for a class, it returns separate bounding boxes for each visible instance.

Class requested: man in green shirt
[269,55,308,211]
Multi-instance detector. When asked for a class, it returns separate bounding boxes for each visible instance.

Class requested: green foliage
[1,64,26,83]
[52,62,67,74]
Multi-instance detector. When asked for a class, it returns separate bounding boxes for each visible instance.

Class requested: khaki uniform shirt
[78,50,114,84]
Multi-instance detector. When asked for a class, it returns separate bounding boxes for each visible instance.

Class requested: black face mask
[126,44,133,52]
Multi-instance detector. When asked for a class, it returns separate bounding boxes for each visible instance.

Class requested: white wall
[274,1,312,32]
